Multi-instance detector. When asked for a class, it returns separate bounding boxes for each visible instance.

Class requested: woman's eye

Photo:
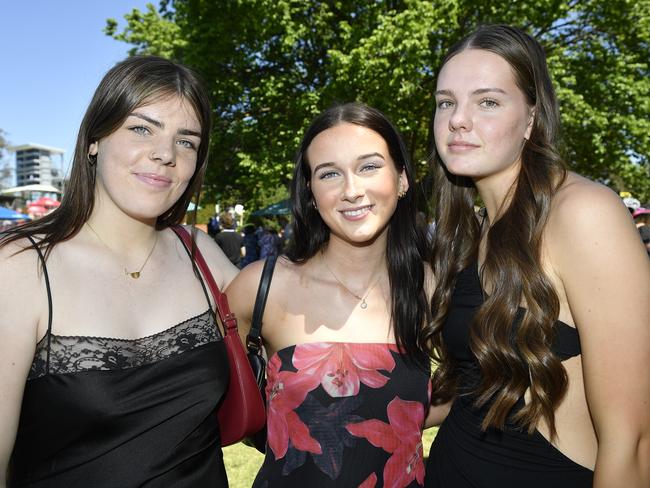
[129,125,151,136]
[480,98,499,109]
[437,100,454,109]
[177,139,197,150]
[318,170,340,180]
[360,162,381,172]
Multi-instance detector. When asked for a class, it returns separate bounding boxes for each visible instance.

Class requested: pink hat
[633,208,650,218]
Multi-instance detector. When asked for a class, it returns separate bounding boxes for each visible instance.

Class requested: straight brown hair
[1,55,212,257]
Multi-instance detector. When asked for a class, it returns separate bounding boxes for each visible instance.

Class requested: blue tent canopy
[251,199,291,216]
[0,207,30,220]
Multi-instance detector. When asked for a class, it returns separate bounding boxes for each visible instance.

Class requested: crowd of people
[208,213,288,268]
[1,23,648,488]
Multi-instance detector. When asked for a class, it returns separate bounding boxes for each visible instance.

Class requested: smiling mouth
[339,205,374,218]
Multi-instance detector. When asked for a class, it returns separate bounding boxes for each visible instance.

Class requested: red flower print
[292,342,396,397]
[359,472,378,488]
[346,397,425,488]
[266,354,322,459]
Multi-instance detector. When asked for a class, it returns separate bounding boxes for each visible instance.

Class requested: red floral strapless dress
[253,342,431,488]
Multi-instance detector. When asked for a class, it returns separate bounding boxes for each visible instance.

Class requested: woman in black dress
[423,25,650,487]
[0,56,238,487]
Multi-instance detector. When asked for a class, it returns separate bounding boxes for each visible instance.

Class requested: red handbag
[171,225,266,446]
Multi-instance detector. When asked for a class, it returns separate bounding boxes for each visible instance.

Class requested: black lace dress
[8,239,229,487]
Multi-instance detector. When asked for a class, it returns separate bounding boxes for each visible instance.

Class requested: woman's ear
[524,107,536,140]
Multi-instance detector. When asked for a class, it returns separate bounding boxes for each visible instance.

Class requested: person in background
[207,212,221,237]
[633,207,650,256]
[0,55,237,487]
[215,211,243,266]
[227,102,432,487]
[239,223,260,268]
[258,226,282,258]
[423,24,650,488]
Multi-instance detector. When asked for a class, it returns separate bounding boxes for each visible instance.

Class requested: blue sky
[0,0,154,181]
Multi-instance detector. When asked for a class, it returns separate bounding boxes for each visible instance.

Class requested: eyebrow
[130,112,201,138]
[312,152,386,173]
[357,152,385,161]
[313,162,335,173]
[434,88,508,97]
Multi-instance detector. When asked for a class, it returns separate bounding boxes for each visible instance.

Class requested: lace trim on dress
[28,310,220,379]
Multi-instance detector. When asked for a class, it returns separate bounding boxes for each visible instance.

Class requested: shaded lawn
[223,427,438,488]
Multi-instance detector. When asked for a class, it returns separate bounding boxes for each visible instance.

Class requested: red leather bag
[171,225,266,446]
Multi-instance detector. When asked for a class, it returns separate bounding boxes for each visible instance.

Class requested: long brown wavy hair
[423,25,568,437]
[0,55,212,257]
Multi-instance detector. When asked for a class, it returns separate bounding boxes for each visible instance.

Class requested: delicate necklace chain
[321,252,383,310]
[85,222,158,279]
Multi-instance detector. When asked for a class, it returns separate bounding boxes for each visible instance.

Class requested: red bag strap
[170,225,237,337]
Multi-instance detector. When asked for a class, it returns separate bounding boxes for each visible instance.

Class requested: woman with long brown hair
[423,25,650,487]
[0,56,237,486]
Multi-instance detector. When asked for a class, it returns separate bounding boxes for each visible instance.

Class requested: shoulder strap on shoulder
[25,235,53,373]
[170,225,238,337]
[247,255,277,353]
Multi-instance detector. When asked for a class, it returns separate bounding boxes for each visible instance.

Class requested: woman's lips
[134,172,172,188]
[338,204,374,221]
[448,141,480,152]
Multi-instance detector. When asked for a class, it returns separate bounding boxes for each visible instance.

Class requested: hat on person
[632,207,650,218]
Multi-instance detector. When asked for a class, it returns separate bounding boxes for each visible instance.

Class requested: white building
[11,143,65,190]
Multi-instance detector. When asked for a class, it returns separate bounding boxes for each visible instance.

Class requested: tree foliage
[106,0,650,206]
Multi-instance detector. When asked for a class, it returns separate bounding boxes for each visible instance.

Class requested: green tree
[107,0,650,205]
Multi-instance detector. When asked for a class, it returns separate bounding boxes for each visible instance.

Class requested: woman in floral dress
[227,102,432,487]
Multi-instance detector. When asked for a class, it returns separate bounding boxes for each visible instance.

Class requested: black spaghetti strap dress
[8,235,229,487]
[424,261,593,487]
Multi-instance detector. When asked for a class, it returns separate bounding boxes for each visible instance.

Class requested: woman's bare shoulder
[0,236,42,277]
[0,237,44,334]
[546,171,645,269]
[551,172,624,220]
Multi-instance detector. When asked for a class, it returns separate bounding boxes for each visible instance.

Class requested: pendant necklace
[86,222,158,279]
[321,252,382,310]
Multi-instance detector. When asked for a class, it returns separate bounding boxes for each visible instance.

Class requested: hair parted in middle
[287,102,431,368]
[0,55,212,258]
[424,24,568,438]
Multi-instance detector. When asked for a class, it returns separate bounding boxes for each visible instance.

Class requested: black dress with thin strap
[424,261,593,487]
[8,236,229,487]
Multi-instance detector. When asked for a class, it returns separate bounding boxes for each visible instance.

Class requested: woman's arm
[190,226,239,290]
[549,181,650,487]
[225,260,266,346]
[424,400,453,428]
[0,243,43,484]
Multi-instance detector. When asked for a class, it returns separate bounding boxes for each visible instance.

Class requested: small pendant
[125,269,141,279]
[360,299,368,309]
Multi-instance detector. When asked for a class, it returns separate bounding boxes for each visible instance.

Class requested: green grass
[223,427,438,487]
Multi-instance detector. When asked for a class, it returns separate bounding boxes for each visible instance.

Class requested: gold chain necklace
[321,252,382,310]
[85,222,158,279]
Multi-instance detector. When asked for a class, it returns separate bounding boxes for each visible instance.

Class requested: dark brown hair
[423,25,568,437]
[287,102,431,369]
[1,55,212,256]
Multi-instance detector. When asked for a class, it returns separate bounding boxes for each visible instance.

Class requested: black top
[8,236,229,487]
[215,230,243,265]
[425,261,593,487]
